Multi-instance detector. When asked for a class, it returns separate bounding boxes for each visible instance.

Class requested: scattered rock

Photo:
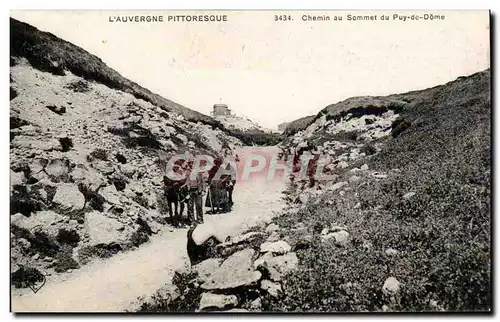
[176,133,188,145]
[253,252,274,270]
[385,248,399,256]
[99,185,122,205]
[266,231,280,242]
[348,175,361,183]
[91,160,115,175]
[328,181,348,191]
[322,230,349,246]
[260,241,291,255]
[131,284,180,311]
[330,225,348,232]
[10,170,26,187]
[265,223,279,232]
[46,105,66,115]
[45,159,70,182]
[249,297,262,310]
[18,238,31,251]
[261,279,282,297]
[261,252,299,282]
[382,277,401,296]
[52,183,85,212]
[337,161,349,169]
[403,192,416,200]
[372,172,388,179]
[201,248,262,290]
[293,235,312,251]
[199,293,238,311]
[119,164,136,178]
[216,232,266,257]
[360,164,369,171]
[71,164,106,194]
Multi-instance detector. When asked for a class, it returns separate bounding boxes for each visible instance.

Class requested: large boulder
[52,183,85,212]
[85,211,130,246]
[198,293,238,311]
[194,258,223,283]
[201,248,262,291]
[11,210,65,238]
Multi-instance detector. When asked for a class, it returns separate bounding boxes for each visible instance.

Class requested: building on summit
[211,103,231,116]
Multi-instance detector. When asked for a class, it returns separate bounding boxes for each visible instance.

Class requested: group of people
[163,153,238,228]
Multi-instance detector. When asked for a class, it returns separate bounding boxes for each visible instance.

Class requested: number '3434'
[274,15,292,21]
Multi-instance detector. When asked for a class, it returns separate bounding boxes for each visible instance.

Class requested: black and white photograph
[8,9,491,313]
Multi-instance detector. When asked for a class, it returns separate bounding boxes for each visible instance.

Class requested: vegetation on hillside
[269,70,491,312]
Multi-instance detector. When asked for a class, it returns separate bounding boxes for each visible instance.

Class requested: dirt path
[11,146,285,312]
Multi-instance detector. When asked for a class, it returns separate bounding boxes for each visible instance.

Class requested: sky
[10,10,490,130]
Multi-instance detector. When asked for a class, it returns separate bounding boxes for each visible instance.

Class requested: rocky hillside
[274,69,491,311]
[10,18,222,127]
[10,18,241,282]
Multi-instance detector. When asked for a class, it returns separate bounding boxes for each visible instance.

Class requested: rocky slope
[10,19,241,284]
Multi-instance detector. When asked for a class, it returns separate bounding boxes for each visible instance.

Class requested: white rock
[262,252,299,282]
[385,248,399,256]
[119,164,136,178]
[372,172,388,179]
[260,241,291,255]
[337,161,349,169]
[10,170,26,187]
[360,164,369,171]
[176,133,188,145]
[382,277,401,296]
[328,181,348,191]
[52,183,85,211]
[201,249,262,290]
[253,252,274,270]
[199,293,238,311]
[261,279,282,297]
[194,258,223,283]
[85,211,129,246]
[45,159,70,180]
[266,231,280,242]
[265,223,280,232]
[403,192,416,200]
[100,185,121,205]
[348,175,361,183]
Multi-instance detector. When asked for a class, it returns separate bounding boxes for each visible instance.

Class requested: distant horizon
[10,11,490,129]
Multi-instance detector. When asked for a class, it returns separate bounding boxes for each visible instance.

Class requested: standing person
[163,176,179,227]
[223,157,237,210]
[185,160,206,225]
